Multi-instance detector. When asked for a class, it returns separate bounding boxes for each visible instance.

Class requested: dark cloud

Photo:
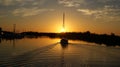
[72,0,120,21]
[12,7,54,17]
[0,0,120,20]
[0,0,54,17]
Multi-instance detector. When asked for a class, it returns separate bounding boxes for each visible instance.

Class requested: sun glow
[60,27,66,33]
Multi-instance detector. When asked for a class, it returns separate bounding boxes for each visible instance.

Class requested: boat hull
[60,38,68,45]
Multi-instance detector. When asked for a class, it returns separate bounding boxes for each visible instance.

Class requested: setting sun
[60,27,66,33]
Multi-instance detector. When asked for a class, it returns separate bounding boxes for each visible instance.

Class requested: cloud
[74,0,120,21]
[77,9,102,15]
[0,0,13,6]
[0,0,46,6]
[12,7,54,17]
[0,15,5,18]
[0,0,53,17]
[77,5,120,19]
[58,0,84,7]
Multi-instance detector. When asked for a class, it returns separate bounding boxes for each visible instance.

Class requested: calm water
[0,37,120,67]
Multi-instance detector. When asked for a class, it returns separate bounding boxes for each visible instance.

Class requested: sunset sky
[0,0,120,35]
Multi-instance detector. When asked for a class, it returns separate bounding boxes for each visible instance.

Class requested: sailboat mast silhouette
[63,13,65,30]
[60,13,68,45]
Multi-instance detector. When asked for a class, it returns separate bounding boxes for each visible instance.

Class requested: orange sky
[0,0,120,35]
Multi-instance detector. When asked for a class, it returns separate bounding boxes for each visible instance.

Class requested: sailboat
[60,13,68,45]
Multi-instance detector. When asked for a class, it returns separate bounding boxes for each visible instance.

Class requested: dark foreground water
[0,37,120,67]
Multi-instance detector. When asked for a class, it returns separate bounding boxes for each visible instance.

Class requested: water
[0,37,120,67]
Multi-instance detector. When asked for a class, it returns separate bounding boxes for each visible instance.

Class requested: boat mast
[13,24,16,34]
[63,13,65,29]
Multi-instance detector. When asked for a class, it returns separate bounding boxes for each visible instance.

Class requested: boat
[60,13,68,46]
[60,38,68,45]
